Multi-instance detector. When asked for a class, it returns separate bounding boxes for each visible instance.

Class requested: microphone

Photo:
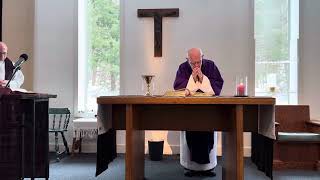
[14,54,28,69]
[4,54,28,88]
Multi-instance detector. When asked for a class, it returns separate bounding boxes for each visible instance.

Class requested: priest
[173,48,224,177]
[0,42,24,89]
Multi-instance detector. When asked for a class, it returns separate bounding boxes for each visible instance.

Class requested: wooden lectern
[0,92,56,180]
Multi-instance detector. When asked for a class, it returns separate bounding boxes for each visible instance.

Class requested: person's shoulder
[202,59,216,66]
[178,60,189,68]
[4,58,14,66]
[4,57,12,62]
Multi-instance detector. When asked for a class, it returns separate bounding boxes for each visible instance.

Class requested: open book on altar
[0,87,35,95]
[163,88,215,97]
[10,88,36,94]
[10,88,28,93]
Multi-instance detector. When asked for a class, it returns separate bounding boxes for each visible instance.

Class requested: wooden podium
[0,92,56,180]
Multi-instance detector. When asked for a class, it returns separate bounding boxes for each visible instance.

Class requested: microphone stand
[5,66,21,88]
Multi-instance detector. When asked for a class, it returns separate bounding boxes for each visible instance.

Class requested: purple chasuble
[174,59,223,94]
[173,59,224,164]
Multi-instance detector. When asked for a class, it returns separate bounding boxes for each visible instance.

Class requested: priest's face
[188,52,202,69]
[0,43,8,61]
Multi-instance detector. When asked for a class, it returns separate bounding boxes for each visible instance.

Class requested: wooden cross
[138,8,179,57]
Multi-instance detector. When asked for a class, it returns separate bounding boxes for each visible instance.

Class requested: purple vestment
[173,59,223,95]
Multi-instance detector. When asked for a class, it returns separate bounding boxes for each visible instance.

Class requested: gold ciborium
[142,75,155,96]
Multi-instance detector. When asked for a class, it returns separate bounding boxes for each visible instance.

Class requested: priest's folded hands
[192,67,203,83]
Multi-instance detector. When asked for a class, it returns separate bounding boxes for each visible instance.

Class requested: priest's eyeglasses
[187,58,202,67]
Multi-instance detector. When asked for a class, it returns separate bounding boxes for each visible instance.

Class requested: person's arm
[8,70,24,89]
[173,64,189,90]
[207,64,224,95]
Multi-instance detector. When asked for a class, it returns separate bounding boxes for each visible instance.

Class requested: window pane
[255,0,289,63]
[255,0,298,105]
[256,63,289,92]
[78,0,120,114]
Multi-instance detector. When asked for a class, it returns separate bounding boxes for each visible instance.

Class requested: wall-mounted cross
[138,8,179,57]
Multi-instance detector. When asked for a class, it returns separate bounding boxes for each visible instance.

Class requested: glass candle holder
[141,75,155,96]
[235,75,248,97]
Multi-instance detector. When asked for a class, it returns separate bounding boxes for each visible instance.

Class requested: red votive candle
[237,83,246,96]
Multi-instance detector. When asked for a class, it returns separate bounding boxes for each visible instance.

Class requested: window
[255,0,299,104]
[78,0,120,116]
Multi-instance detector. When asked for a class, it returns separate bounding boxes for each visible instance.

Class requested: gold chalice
[142,75,155,96]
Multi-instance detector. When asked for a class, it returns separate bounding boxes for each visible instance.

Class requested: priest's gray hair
[187,48,203,58]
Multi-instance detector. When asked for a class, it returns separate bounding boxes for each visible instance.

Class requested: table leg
[126,105,145,180]
[222,105,244,180]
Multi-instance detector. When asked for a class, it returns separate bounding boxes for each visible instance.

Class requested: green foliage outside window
[87,0,120,92]
[255,0,289,62]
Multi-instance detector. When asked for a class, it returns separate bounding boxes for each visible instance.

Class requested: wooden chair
[273,105,320,170]
[49,108,71,161]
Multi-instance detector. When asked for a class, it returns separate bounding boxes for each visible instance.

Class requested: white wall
[121,0,255,155]
[33,0,78,150]
[34,0,77,109]
[2,0,34,90]
[121,0,255,96]
[299,0,320,119]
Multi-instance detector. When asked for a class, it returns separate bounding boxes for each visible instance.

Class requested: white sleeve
[198,75,215,95]
[186,75,200,92]
[9,70,24,89]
